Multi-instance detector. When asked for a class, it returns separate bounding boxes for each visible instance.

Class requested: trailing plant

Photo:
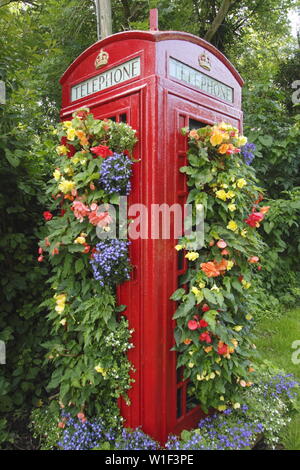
[38,108,137,419]
[165,371,299,450]
[31,371,299,450]
[171,122,269,412]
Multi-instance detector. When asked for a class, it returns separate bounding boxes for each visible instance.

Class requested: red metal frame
[60,30,243,445]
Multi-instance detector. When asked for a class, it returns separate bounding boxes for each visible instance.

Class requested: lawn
[254,307,300,450]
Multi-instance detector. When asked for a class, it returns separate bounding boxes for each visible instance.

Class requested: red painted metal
[60,30,243,445]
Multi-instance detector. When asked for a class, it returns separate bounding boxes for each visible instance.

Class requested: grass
[254,307,300,450]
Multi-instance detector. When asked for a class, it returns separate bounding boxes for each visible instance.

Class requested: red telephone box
[60,24,243,444]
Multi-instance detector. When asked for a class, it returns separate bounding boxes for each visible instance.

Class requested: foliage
[0,4,60,447]
[171,122,269,412]
[38,109,136,419]
[257,188,300,302]
[30,402,63,451]
[112,0,296,54]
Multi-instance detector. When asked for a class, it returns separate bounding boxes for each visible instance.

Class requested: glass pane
[176,387,183,418]
[119,113,127,122]
[177,249,184,271]
[176,366,183,384]
[189,118,206,130]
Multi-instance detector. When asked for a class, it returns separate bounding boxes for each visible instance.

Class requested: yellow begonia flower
[197,374,205,381]
[233,403,241,409]
[175,244,184,251]
[216,190,227,201]
[237,136,248,147]
[233,325,243,332]
[226,190,236,199]
[220,183,229,189]
[241,280,251,289]
[63,121,73,128]
[227,220,238,232]
[218,405,227,411]
[240,229,247,238]
[191,286,200,296]
[198,281,206,289]
[60,318,67,326]
[210,132,223,146]
[63,167,74,176]
[55,304,65,314]
[220,396,224,401]
[230,338,238,348]
[54,294,67,303]
[53,169,61,181]
[215,370,221,376]
[226,260,234,270]
[246,313,253,321]
[58,178,75,194]
[94,365,107,377]
[228,203,236,212]
[56,145,69,156]
[67,128,76,141]
[215,357,221,363]
[210,284,220,292]
[185,252,199,261]
[188,362,194,368]
[74,236,86,245]
[209,372,216,380]
[237,178,247,188]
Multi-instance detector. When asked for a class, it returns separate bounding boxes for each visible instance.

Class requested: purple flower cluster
[99,152,132,195]
[115,428,159,450]
[264,373,299,400]
[166,413,263,450]
[58,415,159,450]
[91,239,130,286]
[58,415,113,450]
[241,142,256,165]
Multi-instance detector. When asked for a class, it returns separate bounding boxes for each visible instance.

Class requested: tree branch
[204,0,236,42]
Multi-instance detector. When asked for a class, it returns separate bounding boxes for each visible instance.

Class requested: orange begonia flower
[201,261,220,278]
[260,206,270,214]
[218,144,229,154]
[213,258,228,273]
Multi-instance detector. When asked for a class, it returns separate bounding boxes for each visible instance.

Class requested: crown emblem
[198,52,211,71]
[95,49,109,69]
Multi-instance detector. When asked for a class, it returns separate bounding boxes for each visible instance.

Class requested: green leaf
[170,288,186,301]
[258,135,273,147]
[202,288,217,304]
[5,149,20,167]
[203,310,218,332]
[75,258,84,274]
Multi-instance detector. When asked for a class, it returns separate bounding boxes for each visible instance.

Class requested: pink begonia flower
[216,239,227,249]
[71,200,90,222]
[88,210,112,227]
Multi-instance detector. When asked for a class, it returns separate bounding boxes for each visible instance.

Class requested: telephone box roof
[60,30,244,87]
